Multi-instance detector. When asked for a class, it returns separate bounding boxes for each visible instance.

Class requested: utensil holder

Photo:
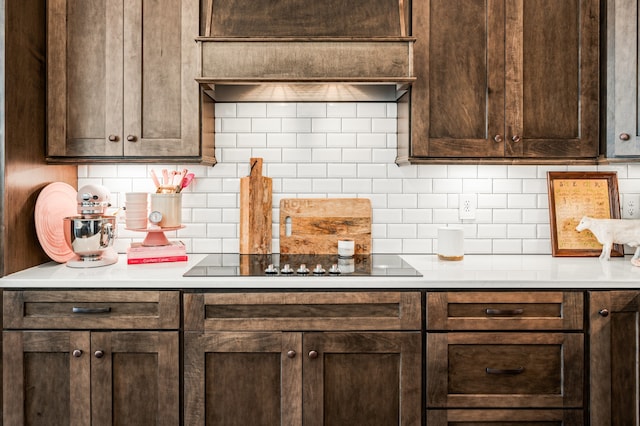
[150,193,182,228]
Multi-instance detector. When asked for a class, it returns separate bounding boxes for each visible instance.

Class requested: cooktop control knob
[328,264,341,274]
[313,264,326,275]
[297,264,309,274]
[280,264,294,274]
[265,264,278,274]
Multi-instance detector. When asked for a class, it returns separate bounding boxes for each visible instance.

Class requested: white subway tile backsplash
[358,164,387,178]
[328,163,357,178]
[507,224,536,238]
[342,148,372,163]
[327,103,357,117]
[478,224,507,239]
[252,118,281,133]
[373,178,403,194]
[493,178,522,193]
[433,179,463,194]
[342,118,372,133]
[403,208,432,223]
[507,194,537,209]
[357,103,386,117]
[83,101,640,256]
[237,133,267,147]
[238,103,267,117]
[372,118,397,133]
[216,103,237,117]
[327,133,357,147]
[282,118,312,133]
[312,148,342,163]
[387,194,418,209]
[342,178,372,193]
[462,178,492,193]
[267,103,297,117]
[388,224,417,239]
[478,193,507,209]
[297,103,327,117]
[222,118,252,132]
[357,133,387,148]
[312,118,342,133]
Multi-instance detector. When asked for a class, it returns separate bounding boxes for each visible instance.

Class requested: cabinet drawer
[426,332,583,408]
[3,290,180,329]
[184,292,421,331]
[427,292,583,330]
[426,409,583,425]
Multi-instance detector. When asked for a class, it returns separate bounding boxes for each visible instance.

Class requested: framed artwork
[547,171,623,257]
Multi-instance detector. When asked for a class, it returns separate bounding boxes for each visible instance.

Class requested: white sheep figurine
[575,216,640,263]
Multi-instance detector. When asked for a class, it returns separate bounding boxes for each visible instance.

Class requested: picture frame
[547,171,623,257]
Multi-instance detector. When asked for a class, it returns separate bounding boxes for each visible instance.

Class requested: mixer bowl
[63,216,116,258]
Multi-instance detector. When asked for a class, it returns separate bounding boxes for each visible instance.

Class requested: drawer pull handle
[486,367,525,375]
[485,308,524,316]
[72,307,111,314]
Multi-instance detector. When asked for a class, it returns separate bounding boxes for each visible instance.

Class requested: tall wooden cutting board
[240,158,272,253]
[279,198,372,254]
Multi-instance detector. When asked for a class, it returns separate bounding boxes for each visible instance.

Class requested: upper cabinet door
[411,0,599,162]
[412,0,506,158]
[47,0,202,162]
[48,0,123,157]
[606,0,640,157]
[507,0,598,159]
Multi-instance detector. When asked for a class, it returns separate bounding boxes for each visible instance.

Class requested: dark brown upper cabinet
[47,0,214,164]
[406,0,599,164]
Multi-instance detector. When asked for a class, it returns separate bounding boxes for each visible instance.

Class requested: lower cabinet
[426,292,585,423]
[2,290,180,426]
[589,290,640,425]
[183,291,422,425]
[3,330,178,425]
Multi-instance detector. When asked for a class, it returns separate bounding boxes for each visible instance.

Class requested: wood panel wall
[1,0,77,277]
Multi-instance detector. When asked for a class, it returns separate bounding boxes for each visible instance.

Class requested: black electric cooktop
[183,253,422,277]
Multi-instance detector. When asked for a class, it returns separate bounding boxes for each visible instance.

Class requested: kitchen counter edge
[1,254,640,289]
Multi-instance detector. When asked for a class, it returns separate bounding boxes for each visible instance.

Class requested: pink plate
[34,182,77,263]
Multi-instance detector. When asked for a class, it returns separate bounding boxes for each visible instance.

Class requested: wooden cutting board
[239,158,272,254]
[279,198,372,254]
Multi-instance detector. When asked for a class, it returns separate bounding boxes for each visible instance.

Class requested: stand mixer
[63,184,118,268]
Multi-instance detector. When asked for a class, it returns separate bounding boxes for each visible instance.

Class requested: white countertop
[2,254,640,289]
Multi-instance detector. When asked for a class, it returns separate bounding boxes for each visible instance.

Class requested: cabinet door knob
[72,349,83,358]
[287,350,296,359]
[108,135,118,142]
[94,350,105,359]
[511,135,521,143]
[308,350,319,359]
[620,133,631,141]
[599,308,609,317]
[126,135,137,142]
[493,134,503,143]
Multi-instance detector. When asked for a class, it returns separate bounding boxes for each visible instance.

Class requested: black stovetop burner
[183,253,422,277]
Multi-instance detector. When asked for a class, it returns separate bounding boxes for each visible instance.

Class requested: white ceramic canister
[437,227,464,261]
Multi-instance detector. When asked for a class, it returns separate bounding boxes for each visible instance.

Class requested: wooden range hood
[197,0,415,102]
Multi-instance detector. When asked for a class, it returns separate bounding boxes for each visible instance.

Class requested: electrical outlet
[459,194,477,220]
[622,194,640,219]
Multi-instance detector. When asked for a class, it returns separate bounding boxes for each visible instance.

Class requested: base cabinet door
[302,332,421,426]
[589,291,640,425]
[184,331,421,425]
[3,330,179,426]
[184,331,302,426]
